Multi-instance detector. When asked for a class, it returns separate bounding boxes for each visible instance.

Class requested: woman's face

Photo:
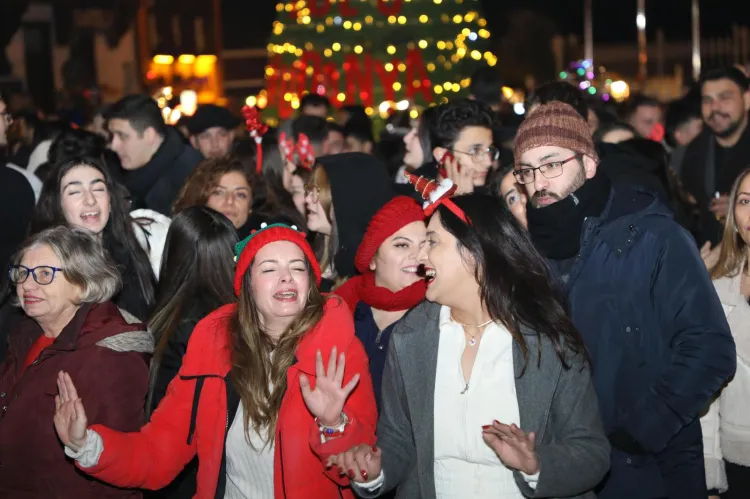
[304,184,332,235]
[371,221,427,292]
[60,165,111,235]
[734,174,750,247]
[499,170,528,228]
[250,241,311,329]
[290,174,306,217]
[17,244,81,323]
[419,213,479,306]
[403,124,424,169]
[206,171,252,229]
[283,159,297,192]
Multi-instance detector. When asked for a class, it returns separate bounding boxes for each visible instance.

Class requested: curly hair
[428,98,495,150]
[173,156,255,215]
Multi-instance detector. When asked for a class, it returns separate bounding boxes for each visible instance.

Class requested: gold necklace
[450,314,493,346]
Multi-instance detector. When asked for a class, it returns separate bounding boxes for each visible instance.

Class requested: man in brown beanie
[514,101,736,499]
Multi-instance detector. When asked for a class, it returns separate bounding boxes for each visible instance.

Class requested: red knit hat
[234,223,321,295]
[354,196,424,274]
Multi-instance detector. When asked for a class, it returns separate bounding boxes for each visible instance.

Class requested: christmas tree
[253,0,498,124]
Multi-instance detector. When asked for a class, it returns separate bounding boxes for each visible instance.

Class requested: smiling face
[734,173,750,248]
[60,165,111,235]
[516,145,596,208]
[205,171,252,229]
[701,78,750,139]
[499,170,527,228]
[419,212,480,306]
[17,244,81,324]
[370,221,427,292]
[250,241,311,331]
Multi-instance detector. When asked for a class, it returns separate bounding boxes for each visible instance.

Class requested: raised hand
[300,346,360,426]
[444,154,475,195]
[54,371,88,452]
[327,444,382,483]
[482,421,540,476]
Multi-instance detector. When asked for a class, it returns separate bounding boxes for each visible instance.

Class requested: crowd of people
[0,62,748,499]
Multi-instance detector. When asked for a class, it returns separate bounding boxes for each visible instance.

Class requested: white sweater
[701,269,750,492]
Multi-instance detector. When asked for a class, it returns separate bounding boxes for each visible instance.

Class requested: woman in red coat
[54,222,378,499]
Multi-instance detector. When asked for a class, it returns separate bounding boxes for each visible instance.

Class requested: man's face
[674,117,703,147]
[701,78,750,138]
[323,130,345,155]
[439,126,494,186]
[190,126,234,159]
[302,104,328,118]
[516,145,595,208]
[108,118,158,171]
[628,105,663,138]
[0,100,9,147]
[344,135,372,154]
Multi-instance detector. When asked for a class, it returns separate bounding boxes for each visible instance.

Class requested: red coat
[82,297,377,499]
[0,301,152,499]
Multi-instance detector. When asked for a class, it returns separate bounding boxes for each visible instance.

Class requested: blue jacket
[548,186,736,499]
[353,302,396,413]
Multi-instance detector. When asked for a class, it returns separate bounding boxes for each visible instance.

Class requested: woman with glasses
[0,226,152,498]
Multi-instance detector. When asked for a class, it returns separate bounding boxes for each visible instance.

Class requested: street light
[637,0,647,82]
[692,0,701,81]
[584,0,593,64]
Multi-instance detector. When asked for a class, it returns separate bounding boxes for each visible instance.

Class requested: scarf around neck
[341,272,426,312]
[526,169,611,260]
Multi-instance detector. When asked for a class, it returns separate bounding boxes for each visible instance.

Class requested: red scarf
[336,272,426,313]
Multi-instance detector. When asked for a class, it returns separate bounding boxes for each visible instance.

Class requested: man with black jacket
[516,101,735,499]
[106,95,202,215]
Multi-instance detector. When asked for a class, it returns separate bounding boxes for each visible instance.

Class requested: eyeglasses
[304,184,320,203]
[451,146,500,164]
[8,265,64,285]
[513,153,582,185]
[1,111,12,127]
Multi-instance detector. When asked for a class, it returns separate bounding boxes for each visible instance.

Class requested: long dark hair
[30,155,156,306]
[435,193,587,371]
[147,206,238,408]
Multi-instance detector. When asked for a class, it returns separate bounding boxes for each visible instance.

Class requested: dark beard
[530,165,587,208]
[709,112,746,139]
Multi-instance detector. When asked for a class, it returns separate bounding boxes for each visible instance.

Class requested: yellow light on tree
[324,48,333,57]
[398,16,407,24]
[398,63,407,72]
[332,42,341,51]
[316,25,325,33]
[393,82,402,91]
[437,41,446,50]
[365,107,374,116]
[246,95,257,107]
[418,40,428,49]
[344,21,352,29]
[453,14,462,23]
[385,62,394,72]
[337,92,346,102]
[365,15,374,24]
[387,45,396,55]
[419,15,428,23]
[410,109,419,119]
[388,15,396,24]
[434,0,442,4]
[434,85,443,94]
[353,22,362,31]
[354,45,363,54]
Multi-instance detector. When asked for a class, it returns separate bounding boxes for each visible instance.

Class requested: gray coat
[358,301,610,499]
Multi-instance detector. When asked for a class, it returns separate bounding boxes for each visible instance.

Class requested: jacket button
[626,458,632,464]
[2,406,6,413]
[0,392,5,398]
[625,327,631,333]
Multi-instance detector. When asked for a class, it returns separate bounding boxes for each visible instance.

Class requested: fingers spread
[342,373,360,397]
[327,346,338,378]
[315,350,325,379]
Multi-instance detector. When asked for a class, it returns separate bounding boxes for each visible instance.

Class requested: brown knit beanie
[514,101,599,164]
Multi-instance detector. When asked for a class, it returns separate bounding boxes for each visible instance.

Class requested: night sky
[231,0,750,48]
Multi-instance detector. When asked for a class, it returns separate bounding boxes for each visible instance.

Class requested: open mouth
[273,290,298,302]
[401,266,419,274]
[424,267,436,285]
[80,211,101,223]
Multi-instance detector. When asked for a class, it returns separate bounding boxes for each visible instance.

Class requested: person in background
[305,153,394,291]
[666,94,703,177]
[290,115,339,159]
[0,227,152,499]
[337,105,368,127]
[525,81,598,132]
[85,105,111,140]
[429,99,497,194]
[146,206,237,499]
[290,168,310,219]
[468,66,503,113]
[701,167,750,499]
[105,94,202,215]
[324,122,346,156]
[299,93,331,118]
[593,122,637,145]
[396,106,437,184]
[516,101,736,499]
[681,67,750,247]
[30,156,157,321]
[343,118,375,154]
[624,94,664,139]
[187,104,241,159]
[488,164,528,228]
[334,196,426,410]
[172,156,261,239]
[338,191,610,499]
[54,223,377,499]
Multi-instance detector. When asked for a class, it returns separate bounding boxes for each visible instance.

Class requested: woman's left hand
[482,421,540,475]
[300,346,360,426]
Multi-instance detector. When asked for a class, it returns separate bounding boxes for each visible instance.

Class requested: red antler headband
[242,105,268,175]
[279,132,315,171]
[404,172,470,224]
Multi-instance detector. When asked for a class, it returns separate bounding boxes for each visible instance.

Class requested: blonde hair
[309,164,337,275]
[710,167,750,281]
[14,226,121,303]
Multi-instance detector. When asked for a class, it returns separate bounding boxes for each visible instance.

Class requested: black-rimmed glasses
[8,265,65,285]
[513,153,582,185]
[451,145,500,164]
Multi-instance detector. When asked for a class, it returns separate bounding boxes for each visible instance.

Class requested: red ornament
[308,0,332,17]
[377,0,404,16]
[242,105,268,175]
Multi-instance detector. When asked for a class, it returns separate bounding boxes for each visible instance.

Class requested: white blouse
[433,306,529,499]
[224,403,275,499]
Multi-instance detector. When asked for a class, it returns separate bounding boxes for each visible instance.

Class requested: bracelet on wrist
[316,412,349,441]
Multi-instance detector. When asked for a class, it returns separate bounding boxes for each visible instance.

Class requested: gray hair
[13,226,121,303]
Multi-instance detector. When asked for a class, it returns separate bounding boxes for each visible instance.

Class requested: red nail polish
[338,466,345,475]
[347,469,356,478]
[493,420,500,424]
[325,464,332,470]
[371,445,378,453]
[482,425,491,430]
[361,469,369,480]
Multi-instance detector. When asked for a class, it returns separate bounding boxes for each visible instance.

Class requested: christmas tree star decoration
[257,0,498,121]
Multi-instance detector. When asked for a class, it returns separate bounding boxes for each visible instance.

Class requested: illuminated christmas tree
[253,0,498,124]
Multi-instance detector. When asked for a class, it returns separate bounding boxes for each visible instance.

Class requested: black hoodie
[318,153,394,280]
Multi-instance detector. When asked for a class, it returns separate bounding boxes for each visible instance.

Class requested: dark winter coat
[548,186,736,499]
[0,301,153,499]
